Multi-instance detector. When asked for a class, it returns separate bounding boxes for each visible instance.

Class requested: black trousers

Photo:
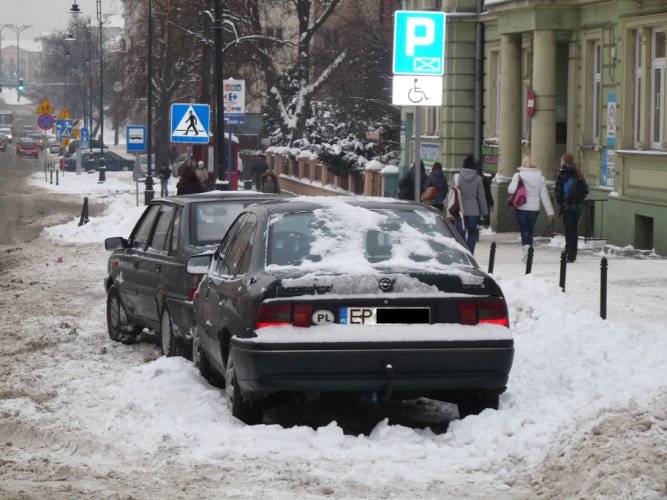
[561,209,582,259]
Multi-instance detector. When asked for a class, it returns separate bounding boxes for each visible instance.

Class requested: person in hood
[424,162,448,211]
[397,160,427,201]
[508,156,555,260]
[260,170,281,193]
[454,155,489,254]
[555,153,589,263]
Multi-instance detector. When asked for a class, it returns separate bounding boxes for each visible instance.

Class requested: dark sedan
[61,150,135,172]
[187,197,513,425]
[104,192,289,358]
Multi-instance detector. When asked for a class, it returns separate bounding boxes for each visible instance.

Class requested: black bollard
[559,251,568,292]
[600,257,608,319]
[78,197,90,226]
[525,246,534,275]
[49,168,53,184]
[488,241,496,274]
[56,168,59,186]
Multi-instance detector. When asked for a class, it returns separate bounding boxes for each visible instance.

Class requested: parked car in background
[187,197,513,425]
[60,150,135,172]
[134,153,156,181]
[16,138,40,158]
[0,134,7,152]
[22,124,35,136]
[103,192,290,358]
[65,139,104,157]
[0,127,12,143]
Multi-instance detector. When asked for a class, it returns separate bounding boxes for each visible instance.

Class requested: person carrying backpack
[555,153,589,263]
[158,162,172,197]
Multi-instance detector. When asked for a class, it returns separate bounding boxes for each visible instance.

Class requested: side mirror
[186,253,212,275]
[105,236,128,250]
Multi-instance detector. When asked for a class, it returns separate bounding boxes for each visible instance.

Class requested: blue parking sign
[393,11,446,76]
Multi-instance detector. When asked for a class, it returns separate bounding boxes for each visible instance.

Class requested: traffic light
[18,78,24,96]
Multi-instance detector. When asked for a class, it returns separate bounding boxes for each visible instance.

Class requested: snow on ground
[0,171,666,499]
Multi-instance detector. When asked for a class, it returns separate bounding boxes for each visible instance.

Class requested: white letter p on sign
[406,18,435,56]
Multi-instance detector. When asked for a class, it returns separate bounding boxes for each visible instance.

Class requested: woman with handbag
[421,162,448,211]
[508,156,555,261]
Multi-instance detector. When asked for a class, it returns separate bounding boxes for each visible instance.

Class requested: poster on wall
[420,143,440,168]
[602,148,616,187]
[607,93,616,148]
[482,144,499,174]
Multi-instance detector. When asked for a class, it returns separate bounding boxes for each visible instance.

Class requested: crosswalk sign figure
[170,103,210,144]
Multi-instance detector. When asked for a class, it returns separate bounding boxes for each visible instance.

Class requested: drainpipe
[474,0,484,163]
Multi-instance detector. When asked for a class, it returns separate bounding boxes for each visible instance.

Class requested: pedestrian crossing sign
[170,103,210,144]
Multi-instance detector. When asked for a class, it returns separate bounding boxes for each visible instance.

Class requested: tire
[160,305,185,357]
[225,354,263,425]
[192,324,223,385]
[107,287,140,342]
[457,392,500,419]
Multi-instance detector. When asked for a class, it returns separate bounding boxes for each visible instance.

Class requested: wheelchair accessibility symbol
[391,75,443,107]
[408,78,429,103]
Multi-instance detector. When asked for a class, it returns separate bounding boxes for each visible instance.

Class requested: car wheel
[192,325,224,387]
[457,392,499,419]
[159,305,185,357]
[225,354,263,425]
[107,287,140,342]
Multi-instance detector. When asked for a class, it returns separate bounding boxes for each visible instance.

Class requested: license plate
[339,307,430,325]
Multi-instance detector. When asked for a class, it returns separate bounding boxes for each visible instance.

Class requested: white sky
[1,0,123,43]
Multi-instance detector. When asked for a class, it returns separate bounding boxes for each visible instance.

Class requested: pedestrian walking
[423,162,448,211]
[252,154,270,190]
[508,156,555,261]
[397,160,427,201]
[158,162,172,197]
[454,155,488,254]
[476,161,494,226]
[555,153,589,263]
[196,160,209,190]
[260,170,281,194]
[176,164,204,195]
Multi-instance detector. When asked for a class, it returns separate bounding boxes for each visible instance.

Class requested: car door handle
[155,263,161,272]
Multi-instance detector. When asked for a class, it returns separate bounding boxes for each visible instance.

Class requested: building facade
[400,0,667,253]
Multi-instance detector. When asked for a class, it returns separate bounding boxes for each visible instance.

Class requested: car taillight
[256,303,313,329]
[458,299,509,327]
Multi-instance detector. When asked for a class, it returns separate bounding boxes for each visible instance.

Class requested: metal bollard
[56,168,59,185]
[559,251,567,292]
[488,241,496,274]
[78,197,90,226]
[49,168,53,184]
[600,257,608,319]
[525,246,534,274]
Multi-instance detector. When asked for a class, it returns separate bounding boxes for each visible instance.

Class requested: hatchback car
[104,192,289,358]
[0,127,12,143]
[187,197,514,425]
[16,138,40,158]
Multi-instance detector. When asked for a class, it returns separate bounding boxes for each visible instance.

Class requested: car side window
[170,207,182,256]
[221,214,257,277]
[212,214,247,276]
[148,204,175,253]
[130,204,160,249]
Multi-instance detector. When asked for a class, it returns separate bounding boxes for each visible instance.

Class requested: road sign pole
[414,106,422,202]
[76,143,81,175]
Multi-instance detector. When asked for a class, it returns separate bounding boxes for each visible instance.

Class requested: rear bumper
[230,338,514,395]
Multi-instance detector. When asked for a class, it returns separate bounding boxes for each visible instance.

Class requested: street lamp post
[96,0,105,183]
[214,0,225,189]
[144,0,154,204]
[5,24,31,102]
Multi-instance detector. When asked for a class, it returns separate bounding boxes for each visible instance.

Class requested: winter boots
[522,245,530,262]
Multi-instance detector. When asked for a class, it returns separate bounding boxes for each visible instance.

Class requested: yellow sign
[37,99,54,114]
[57,107,71,120]
[61,138,71,148]
[72,128,80,139]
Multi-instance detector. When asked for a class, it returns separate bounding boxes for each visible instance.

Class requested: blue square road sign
[393,11,446,76]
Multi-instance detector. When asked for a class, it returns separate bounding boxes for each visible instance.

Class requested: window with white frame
[592,40,602,143]
[650,29,665,148]
[633,30,643,147]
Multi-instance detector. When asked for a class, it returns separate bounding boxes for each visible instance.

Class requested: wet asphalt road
[0,105,82,245]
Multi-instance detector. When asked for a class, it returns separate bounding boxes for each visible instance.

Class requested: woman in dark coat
[260,170,281,194]
[555,153,589,263]
[176,164,204,195]
[424,162,448,211]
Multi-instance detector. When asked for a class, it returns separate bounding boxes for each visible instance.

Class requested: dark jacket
[176,166,204,195]
[252,159,270,189]
[158,165,172,180]
[260,170,281,194]
[555,163,589,214]
[425,167,448,207]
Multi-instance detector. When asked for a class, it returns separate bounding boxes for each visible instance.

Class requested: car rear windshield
[190,201,254,247]
[267,205,470,270]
